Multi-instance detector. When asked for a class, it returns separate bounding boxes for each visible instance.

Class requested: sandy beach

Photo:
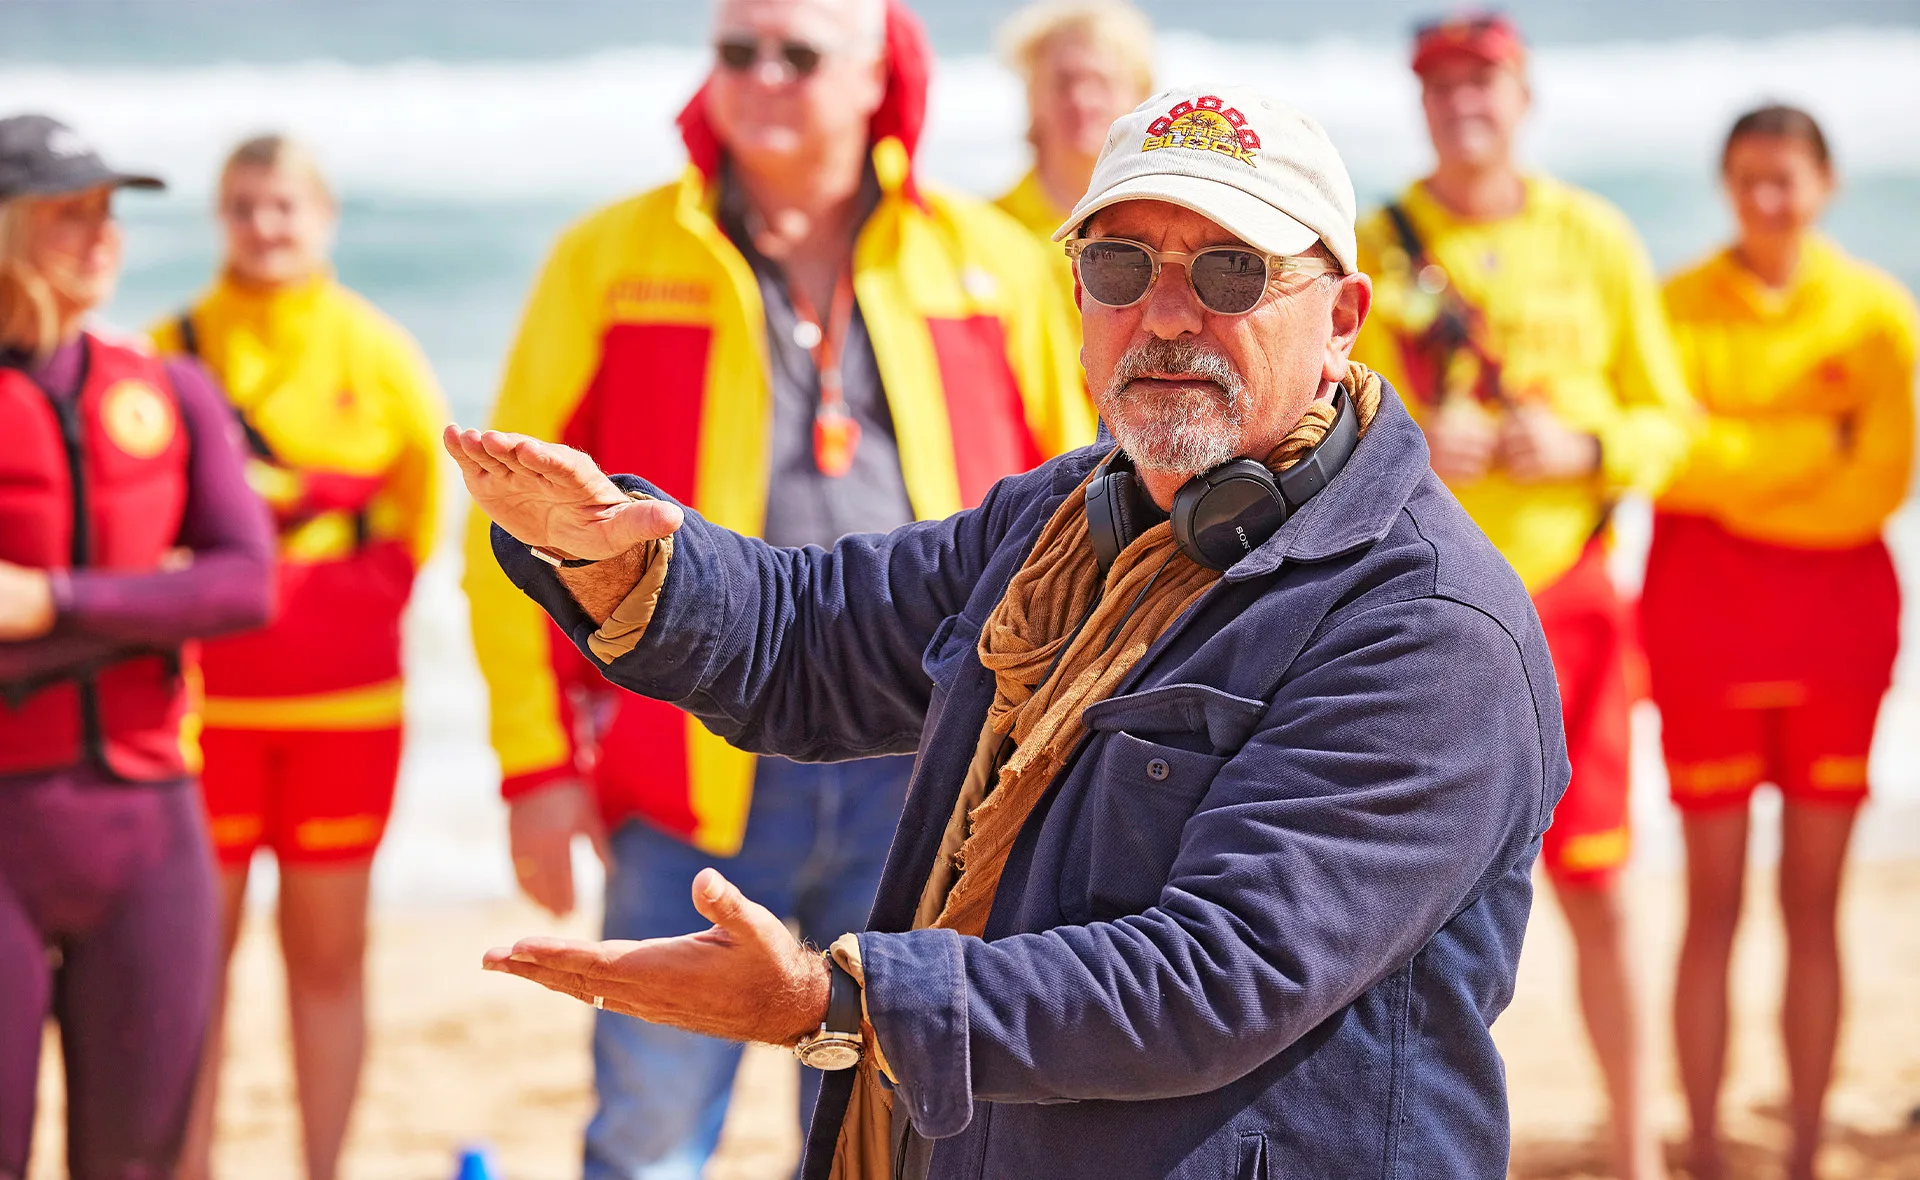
[28,861,1920,1180]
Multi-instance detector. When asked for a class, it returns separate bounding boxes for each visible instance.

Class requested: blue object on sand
[454,1144,500,1180]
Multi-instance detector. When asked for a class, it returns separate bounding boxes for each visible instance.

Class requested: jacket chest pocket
[1069,683,1266,921]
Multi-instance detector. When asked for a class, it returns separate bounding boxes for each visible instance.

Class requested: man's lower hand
[443,426,684,561]
[483,868,832,1046]
[508,780,607,917]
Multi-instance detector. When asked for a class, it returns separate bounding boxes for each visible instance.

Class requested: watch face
[797,1036,863,1071]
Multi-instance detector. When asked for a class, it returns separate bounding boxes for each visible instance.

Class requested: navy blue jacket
[496,383,1570,1180]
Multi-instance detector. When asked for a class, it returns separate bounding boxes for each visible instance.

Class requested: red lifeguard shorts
[1641,514,1894,813]
[199,726,402,867]
[1533,542,1634,887]
[1657,692,1878,811]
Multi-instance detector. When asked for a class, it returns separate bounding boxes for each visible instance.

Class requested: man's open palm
[444,426,684,561]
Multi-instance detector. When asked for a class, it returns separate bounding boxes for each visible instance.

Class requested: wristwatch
[528,544,599,569]
[794,952,865,1070]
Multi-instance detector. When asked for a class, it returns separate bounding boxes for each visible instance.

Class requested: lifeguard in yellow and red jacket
[465,3,1089,863]
[150,134,445,1180]
[462,1,1090,1171]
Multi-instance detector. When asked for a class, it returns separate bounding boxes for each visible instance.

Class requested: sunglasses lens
[781,42,823,75]
[1077,240,1155,307]
[717,40,757,70]
[1189,248,1270,314]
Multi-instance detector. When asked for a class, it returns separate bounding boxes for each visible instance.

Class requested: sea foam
[3,29,1916,205]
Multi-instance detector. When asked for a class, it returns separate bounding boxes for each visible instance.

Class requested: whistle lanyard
[785,266,861,479]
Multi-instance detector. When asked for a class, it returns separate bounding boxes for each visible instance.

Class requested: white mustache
[1106,338,1245,401]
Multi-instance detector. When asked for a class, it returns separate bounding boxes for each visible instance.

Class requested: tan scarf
[932,362,1383,936]
[826,364,1383,1180]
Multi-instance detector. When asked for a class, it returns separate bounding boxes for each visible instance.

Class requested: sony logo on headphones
[1234,525,1252,553]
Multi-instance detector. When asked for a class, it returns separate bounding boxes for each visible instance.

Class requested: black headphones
[1085,384,1361,573]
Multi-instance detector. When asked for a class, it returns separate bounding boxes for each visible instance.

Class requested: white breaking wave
[3,28,1917,204]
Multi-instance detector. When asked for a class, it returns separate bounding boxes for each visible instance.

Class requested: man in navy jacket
[454,85,1568,1180]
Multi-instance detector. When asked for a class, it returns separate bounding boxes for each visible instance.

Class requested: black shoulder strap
[175,313,201,359]
[178,312,278,461]
[1383,202,1428,269]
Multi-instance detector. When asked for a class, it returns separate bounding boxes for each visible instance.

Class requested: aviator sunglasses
[715,34,828,78]
[1066,238,1339,316]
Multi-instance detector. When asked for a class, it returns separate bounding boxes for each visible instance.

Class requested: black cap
[0,114,164,202]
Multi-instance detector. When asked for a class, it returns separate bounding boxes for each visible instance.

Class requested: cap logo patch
[1143,95,1261,167]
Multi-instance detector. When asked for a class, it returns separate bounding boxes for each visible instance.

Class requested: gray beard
[1096,337,1250,478]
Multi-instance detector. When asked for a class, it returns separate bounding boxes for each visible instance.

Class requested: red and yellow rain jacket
[152,273,446,731]
[465,1,1092,854]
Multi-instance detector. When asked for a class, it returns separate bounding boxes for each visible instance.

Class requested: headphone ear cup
[1085,468,1133,575]
[1170,460,1288,571]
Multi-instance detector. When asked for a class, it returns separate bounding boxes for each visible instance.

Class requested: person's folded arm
[851,596,1553,1137]
[494,465,1048,764]
[1656,409,1844,514]
[44,357,276,650]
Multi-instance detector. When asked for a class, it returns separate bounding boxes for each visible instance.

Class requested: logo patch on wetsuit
[100,380,176,459]
[1143,96,1261,167]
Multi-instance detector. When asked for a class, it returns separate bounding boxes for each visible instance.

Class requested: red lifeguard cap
[1411,12,1526,76]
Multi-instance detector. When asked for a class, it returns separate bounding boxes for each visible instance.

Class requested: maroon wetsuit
[0,337,273,1180]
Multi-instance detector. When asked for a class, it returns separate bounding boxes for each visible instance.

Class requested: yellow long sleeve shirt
[1659,235,1917,548]
[1353,176,1697,590]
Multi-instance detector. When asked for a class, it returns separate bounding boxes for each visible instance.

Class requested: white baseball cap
[1053,86,1358,275]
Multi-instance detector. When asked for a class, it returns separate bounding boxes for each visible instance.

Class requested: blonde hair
[998,0,1155,102]
[0,198,62,358]
[219,133,336,209]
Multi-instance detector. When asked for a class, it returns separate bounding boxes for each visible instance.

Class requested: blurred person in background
[151,135,447,1180]
[1351,14,1695,1179]
[0,115,273,1180]
[460,0,1089,1174]
[1647,105,1917,1180]
[994,0,1154,340]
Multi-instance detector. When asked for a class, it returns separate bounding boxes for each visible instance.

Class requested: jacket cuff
[586,534,672,663]
[47,568,76,624]
[586,476,735,700]
[500,764,580,803]
[856,928,974,1139]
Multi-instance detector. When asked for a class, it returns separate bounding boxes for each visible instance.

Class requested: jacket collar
[1224,376,1431,582]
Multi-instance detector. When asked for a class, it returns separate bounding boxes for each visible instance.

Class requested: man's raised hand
[443,426,684,561]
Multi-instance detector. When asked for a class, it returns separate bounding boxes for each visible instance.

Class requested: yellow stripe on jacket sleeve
[466,216,609,786]
[687,718,759,856]
[856,186,965,522]
[1566,204,1699,497]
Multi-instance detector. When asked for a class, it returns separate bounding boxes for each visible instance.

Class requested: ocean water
[4,2,1917,901]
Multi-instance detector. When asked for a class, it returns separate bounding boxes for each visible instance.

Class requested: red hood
[676,0,931,188]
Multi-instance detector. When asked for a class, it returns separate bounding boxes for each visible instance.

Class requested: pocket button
[1145,757,1171,782]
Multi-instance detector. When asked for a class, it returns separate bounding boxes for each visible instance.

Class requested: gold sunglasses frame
[1064,236,1339,315]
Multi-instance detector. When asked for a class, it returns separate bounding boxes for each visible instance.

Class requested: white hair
[997,0,1154,95]
[711,0,886,56]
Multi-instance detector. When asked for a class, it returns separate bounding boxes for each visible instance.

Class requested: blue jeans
[583,753,913,1180]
